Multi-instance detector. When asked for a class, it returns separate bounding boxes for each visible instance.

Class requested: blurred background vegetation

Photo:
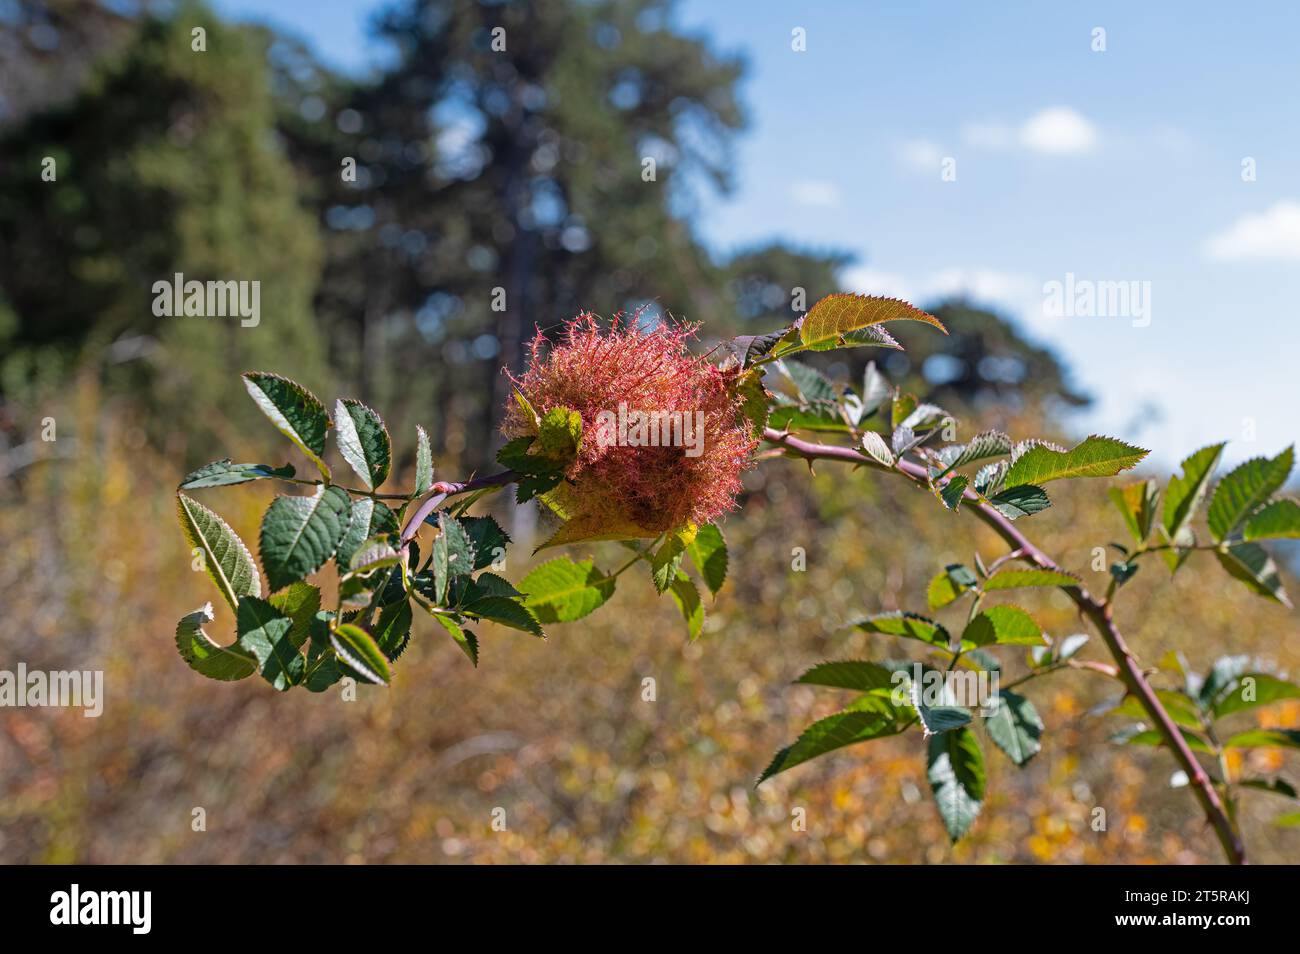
[0,0,1296,863]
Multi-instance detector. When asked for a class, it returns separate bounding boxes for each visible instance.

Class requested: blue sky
[213,0,1300,466]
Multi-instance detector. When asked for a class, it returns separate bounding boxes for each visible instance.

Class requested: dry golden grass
[2,390,1298,864]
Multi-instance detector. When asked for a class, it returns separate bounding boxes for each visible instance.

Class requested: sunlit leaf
[927,727,985,841]
[176,493,261,612]
[242,372,332,480]
[1004,435,1148,489]
[799,293,947,352]
[1207,446,1294,542]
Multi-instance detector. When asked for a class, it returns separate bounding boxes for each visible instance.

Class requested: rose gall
[503,312,756,535]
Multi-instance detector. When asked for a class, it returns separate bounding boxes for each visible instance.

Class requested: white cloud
[789,179,841,207]
[896,138,943,171]
[1017,107,1097,155]
[1204,201,1300,263]
[957,107,1097,156]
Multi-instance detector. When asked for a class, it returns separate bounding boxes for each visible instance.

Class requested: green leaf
[1162,443,1224,544]
[1243,499,1300,541]
[1213,673,1300,718]
[176,493,261,612]
[650,528,691,595]
[330,622,391,685]
[1223,728,1300,750]
[345,535,400,575]
[458,572,520,603]
[734,367,770,439]
[982,568,1079,591]
[497,435,566,502]
[854,611,953,650]
[242,372,332,481]
[1207,446,1295,542]
[463,595,545,637]
[723,326,793,367]
[1158,525,1197,574]
[859,361,892,416]
[336,498,399,569]
[987,485,1051,520]
[512,386,541,429]
[685,523,728,597]
[1033,632,1089,667]
[899,402,949,433]
[1273,811,1300,827]
[983,690,1043,766]
[776,359,838,404]
[462,515,511,570]
[794,660,899,692]
[927,564,974,611]
[518,557,616,624]
[1237,778,1298,799]
[939,475,968,511]
[927,727,985,842]
[373,599,413,661]
[268,581,321,648]
[1111,725,1214,754]
[1198,655,1250,708]
[798,293,947,352]
[668,570,705,640]
[428,611,478,666]
[859,431,894,467]
[1215,542,1291,607]
[517,473,566,504]
[304,654,343,693]
[891,392,917,431]
[1109,560,1140,587]
[429,514,477,603]
[962,605,1044,646]
[837,324,902,350]
[533,511,657,550]
[936,430,1012,477]
[758,708,905,783]
[913,703,972,737]
[414,424,434,495]
[1115,690,1204,731]
[333,398,391,490]
[178,459,296,489]
[1004,435,1148,488]
[1109,479,1159,544]
[536,406,583,462]
[175,602,257,681]
[236,596,303,691]
[259,486,352,592]
[973,460,1008,497]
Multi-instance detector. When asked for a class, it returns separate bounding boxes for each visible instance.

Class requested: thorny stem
[763,426,1249,865]
[397,470,517,548]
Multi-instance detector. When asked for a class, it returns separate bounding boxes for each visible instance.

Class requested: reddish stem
[763,426,1247,865]
[398,470,516,547]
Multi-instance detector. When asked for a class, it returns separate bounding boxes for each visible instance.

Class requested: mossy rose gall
[503,312,756,535]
